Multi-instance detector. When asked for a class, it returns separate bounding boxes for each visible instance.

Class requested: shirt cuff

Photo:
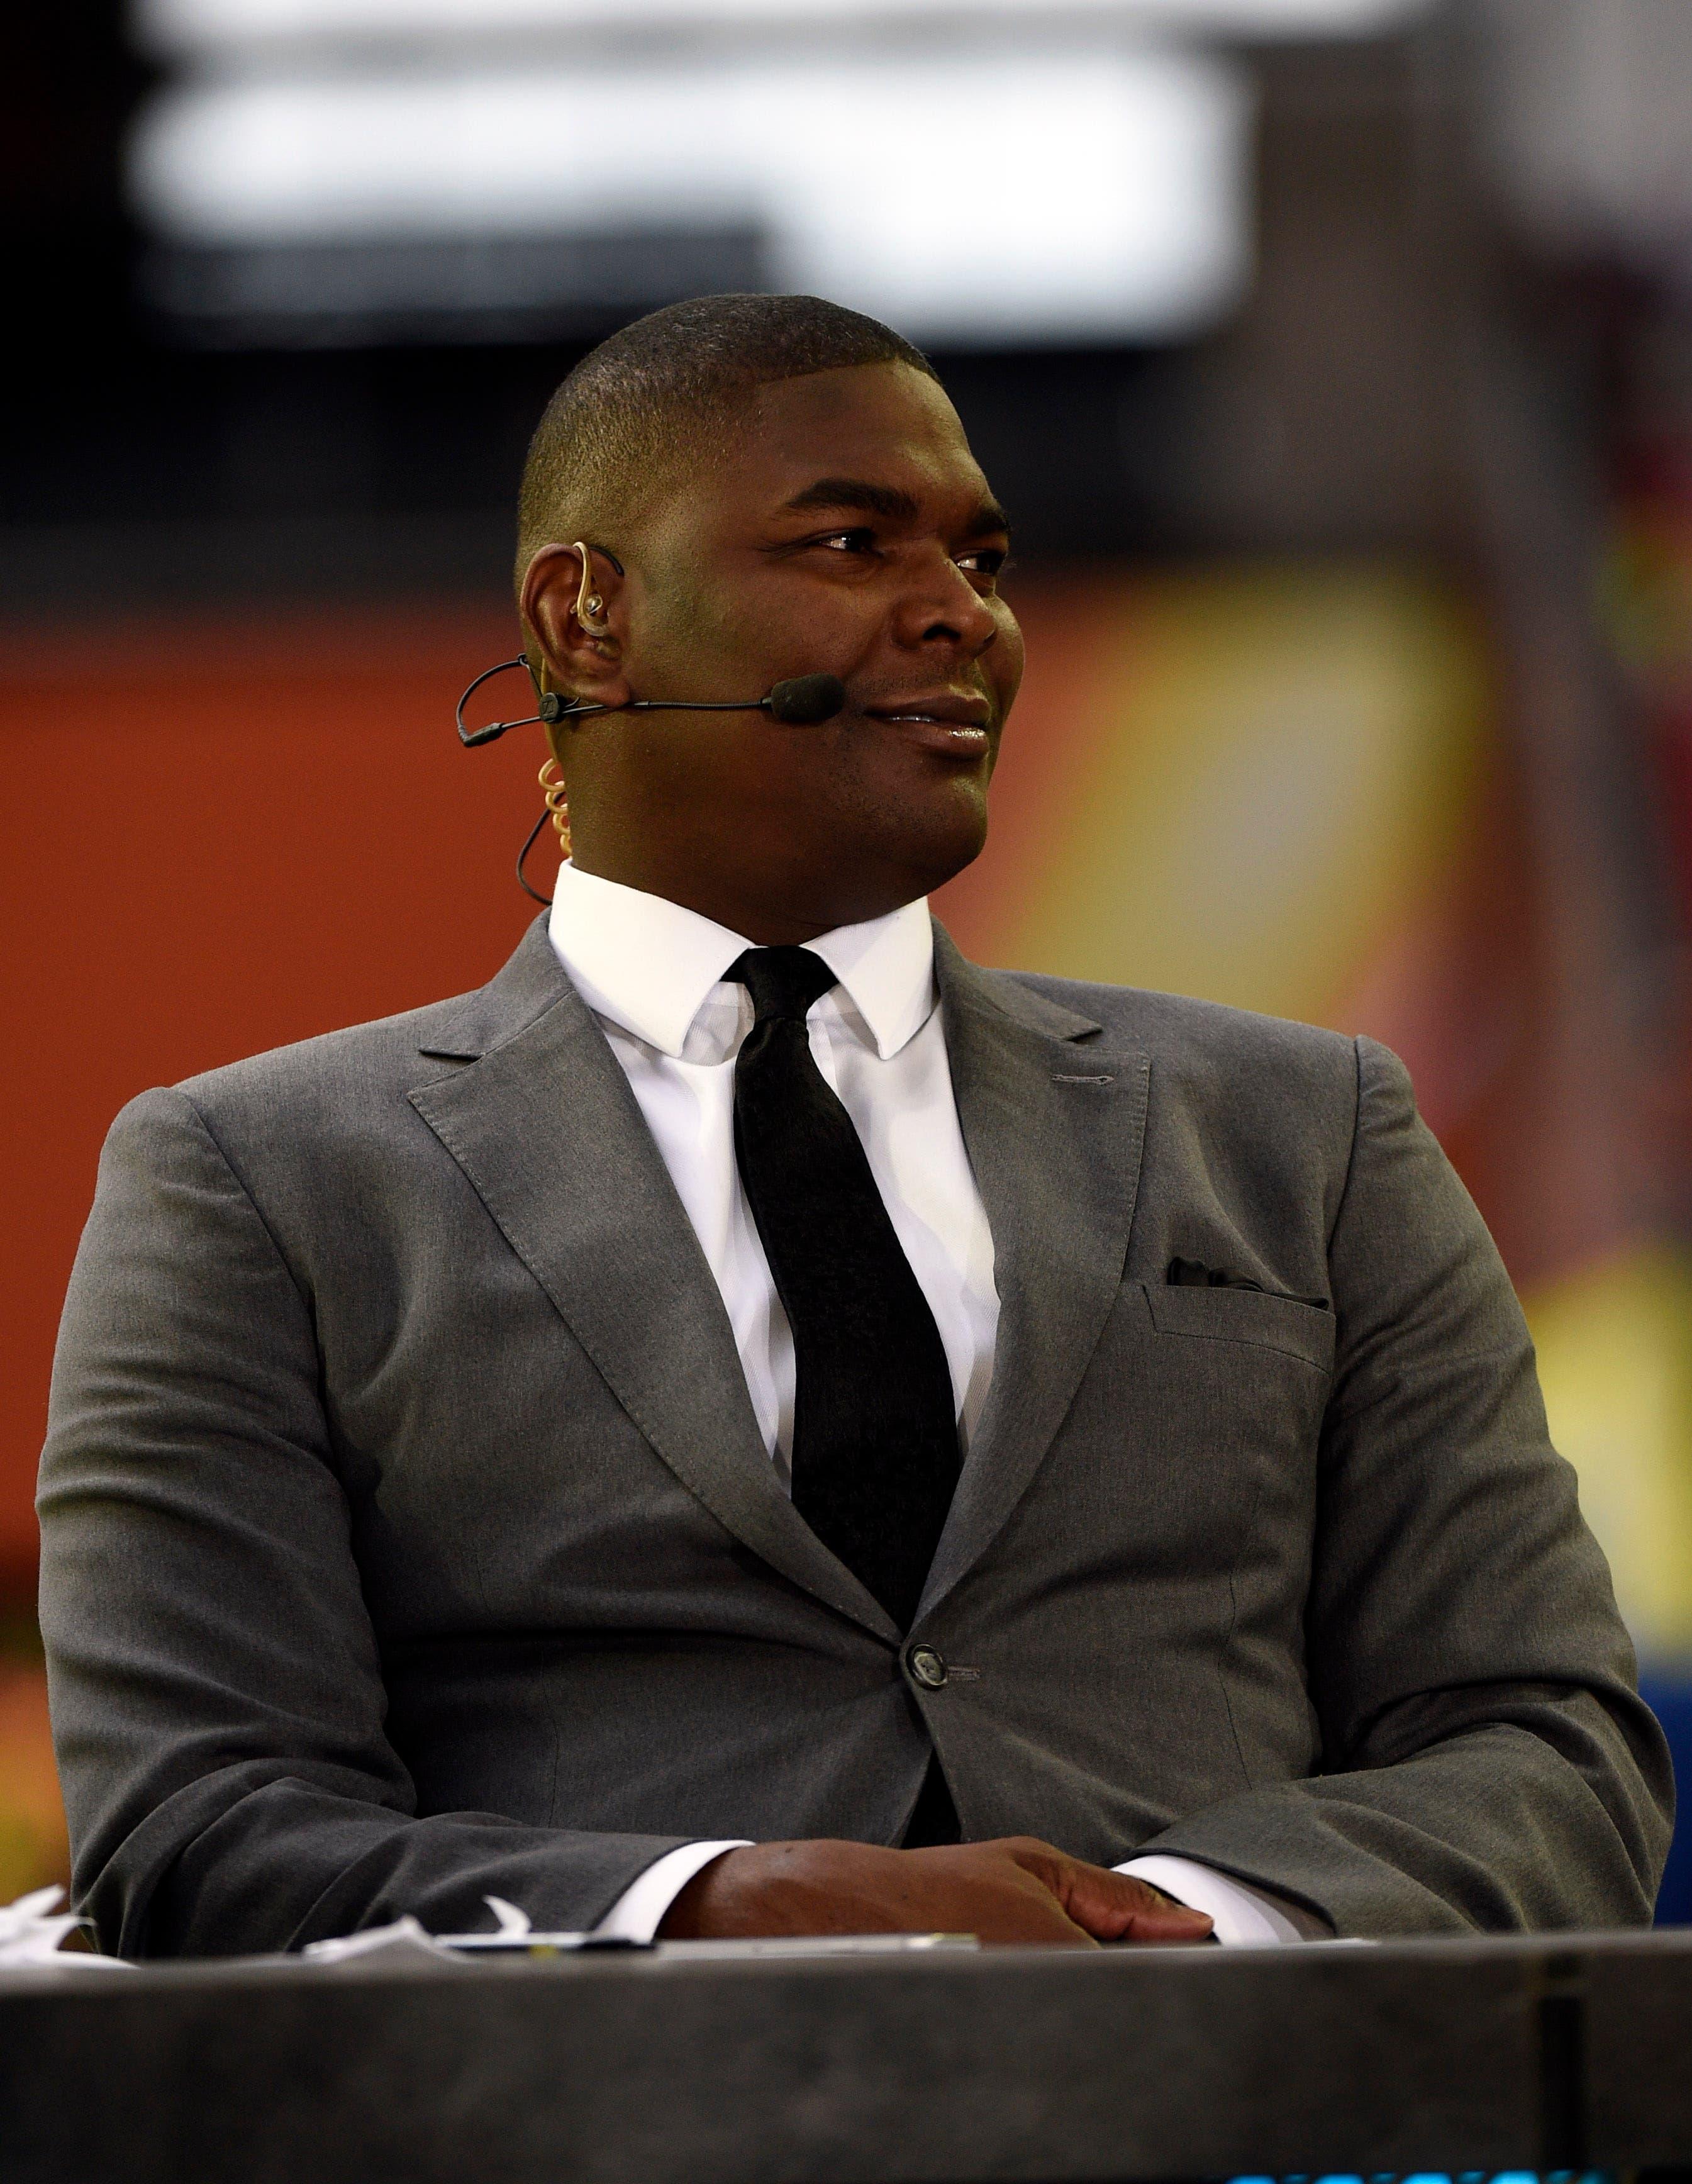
[591,1841,753,1943]
[1117,1854,1328,1944]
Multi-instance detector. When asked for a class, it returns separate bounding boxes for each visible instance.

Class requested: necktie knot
[728,946,836,1026]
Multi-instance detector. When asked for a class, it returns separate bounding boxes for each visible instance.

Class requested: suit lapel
[918,930,1150,1622]
[408,921,900,1644]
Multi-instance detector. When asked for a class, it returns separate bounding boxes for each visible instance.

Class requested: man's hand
[657,1837,1215,1947]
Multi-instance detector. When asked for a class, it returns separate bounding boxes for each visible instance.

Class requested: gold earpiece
[538,757,570,858]
[572,542,611,638]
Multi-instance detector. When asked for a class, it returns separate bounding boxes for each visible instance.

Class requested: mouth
[861,692,994,754]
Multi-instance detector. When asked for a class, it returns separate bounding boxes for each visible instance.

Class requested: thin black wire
[515,808,556,908]
[457,656,542,748]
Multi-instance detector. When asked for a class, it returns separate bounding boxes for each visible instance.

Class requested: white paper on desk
[305,1903,605,1964]
[306,1899,984,1965]
[435,1901,979,1959]
[301,1916,461,1966]
[654,1934,981,1959]
[0,1885,132,1968]
[432,1896,618,1952]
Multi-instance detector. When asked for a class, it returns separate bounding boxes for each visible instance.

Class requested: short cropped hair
[515,293,937,583]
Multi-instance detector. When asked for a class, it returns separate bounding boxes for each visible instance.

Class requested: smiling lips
[863,693,993,752]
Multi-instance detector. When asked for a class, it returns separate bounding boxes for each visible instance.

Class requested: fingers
[1071,1870,1214,1944]
[1108,1890,1216,1944]
[999,1838,1215,1944]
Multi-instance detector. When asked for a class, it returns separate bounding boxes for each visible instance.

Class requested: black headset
[455,657,847,750]
[455,657,847,903]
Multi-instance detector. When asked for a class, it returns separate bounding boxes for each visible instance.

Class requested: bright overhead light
[130,48,1252,345]
[134,0,1433,55]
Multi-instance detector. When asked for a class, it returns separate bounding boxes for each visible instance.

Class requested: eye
[817,528,876,554]
[957,547,1010,580]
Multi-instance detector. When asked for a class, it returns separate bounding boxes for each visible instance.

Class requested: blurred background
[6,0,1692,1922]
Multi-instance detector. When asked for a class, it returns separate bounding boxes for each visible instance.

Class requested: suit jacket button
[908,1646,948,1690]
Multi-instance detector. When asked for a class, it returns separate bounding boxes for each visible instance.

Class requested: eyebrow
[779,477,1011,534]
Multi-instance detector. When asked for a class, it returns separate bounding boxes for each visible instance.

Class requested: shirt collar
[547,861,935,1062]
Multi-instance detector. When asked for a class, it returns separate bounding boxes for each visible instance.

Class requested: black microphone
[764,673,848,725]
[457,659,847,749]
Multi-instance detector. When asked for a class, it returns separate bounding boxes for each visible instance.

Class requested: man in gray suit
[40,296,1671,1958]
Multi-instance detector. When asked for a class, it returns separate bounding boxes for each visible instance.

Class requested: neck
[567,849,917,946]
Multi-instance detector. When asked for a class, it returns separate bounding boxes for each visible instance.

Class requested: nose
[890,550,999,662]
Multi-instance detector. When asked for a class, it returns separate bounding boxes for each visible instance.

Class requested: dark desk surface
[4,1929,1690,2184]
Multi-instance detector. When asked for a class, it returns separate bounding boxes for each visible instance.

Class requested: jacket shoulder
[984,971,1383,1247]
[996,968,1360,1079]
[164,919,567,1132]
[170,989,482,1118]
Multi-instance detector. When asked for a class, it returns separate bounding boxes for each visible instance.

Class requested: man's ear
[521,543,633,711]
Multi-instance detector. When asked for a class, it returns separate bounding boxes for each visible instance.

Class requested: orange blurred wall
[2,605,537,1588]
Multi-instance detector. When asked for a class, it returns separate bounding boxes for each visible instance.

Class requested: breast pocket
[1142,1279,1336,1374]
[1023,1273,1332,1738]
[1049,1277,1334,1573]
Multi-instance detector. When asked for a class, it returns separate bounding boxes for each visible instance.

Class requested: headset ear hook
[462,545,628,745]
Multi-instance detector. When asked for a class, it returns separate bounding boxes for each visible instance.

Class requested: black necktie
[728,946,962,1633]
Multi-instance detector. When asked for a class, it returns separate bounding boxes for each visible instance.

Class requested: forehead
[720,363,993,518]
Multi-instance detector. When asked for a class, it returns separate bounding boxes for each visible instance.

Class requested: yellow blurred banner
[938,557,1692,1663]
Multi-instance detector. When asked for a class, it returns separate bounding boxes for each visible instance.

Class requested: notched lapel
[920,934,1150,1622]
[407,933,899,1644]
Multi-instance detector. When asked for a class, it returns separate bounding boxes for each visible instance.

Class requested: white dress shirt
[547,862,1321,1945]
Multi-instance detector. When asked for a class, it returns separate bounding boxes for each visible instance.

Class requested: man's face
[532,361,1023,938]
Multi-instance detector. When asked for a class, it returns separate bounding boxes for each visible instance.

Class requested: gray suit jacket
[38,920,1672,1956]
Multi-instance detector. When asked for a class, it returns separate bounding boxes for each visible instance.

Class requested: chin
[879,789,991,902]
[789,771,989,922]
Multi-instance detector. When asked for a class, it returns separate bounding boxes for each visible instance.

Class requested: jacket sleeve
[38,1087,694,1959]
[1136,1037,1674,1936]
